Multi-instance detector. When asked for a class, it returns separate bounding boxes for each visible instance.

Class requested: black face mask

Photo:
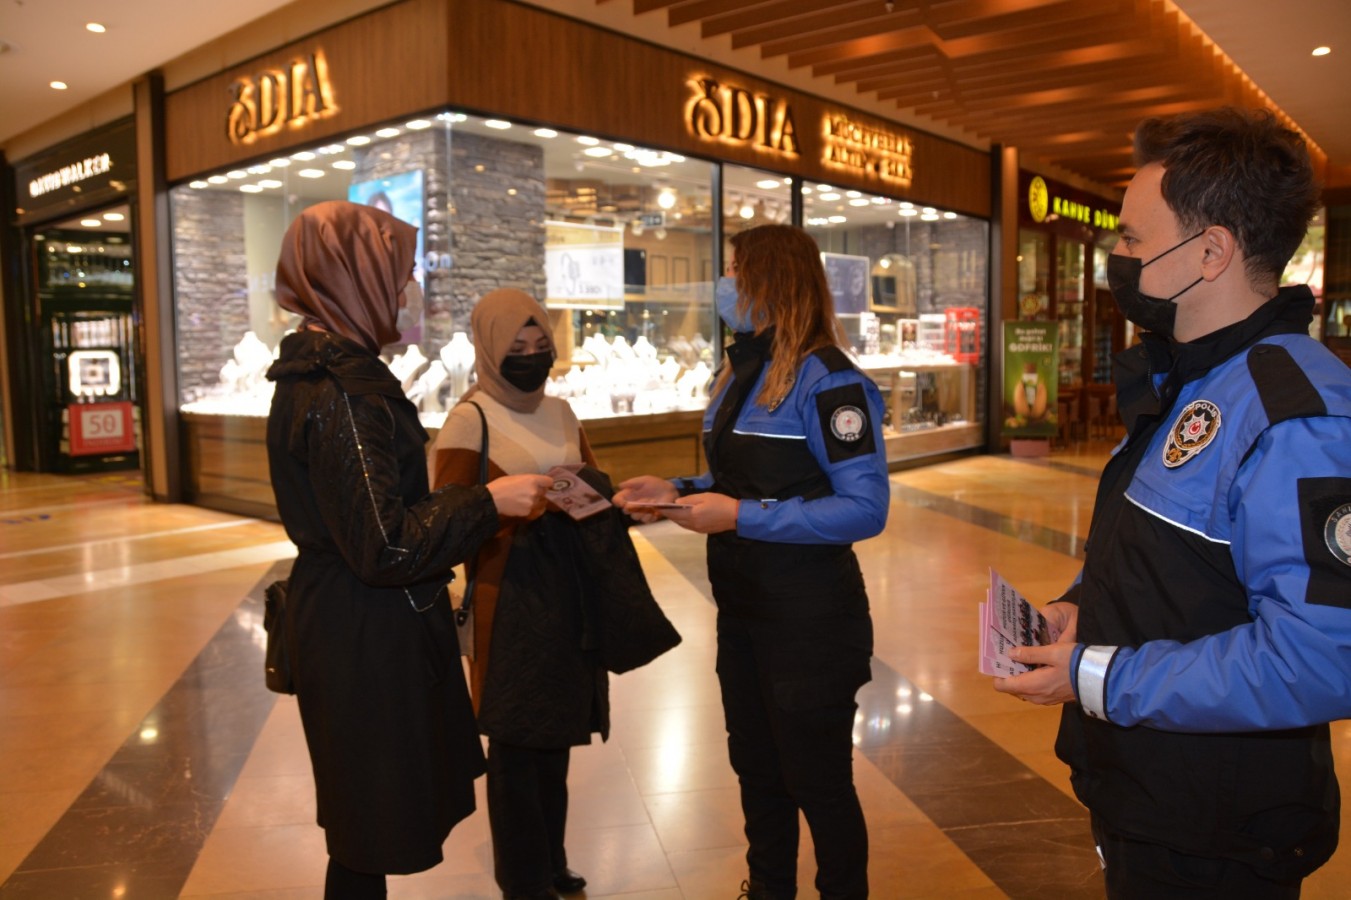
[499,350,553,392]
[1106,230,1205,340]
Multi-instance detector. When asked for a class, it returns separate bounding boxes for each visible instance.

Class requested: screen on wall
[348,170,425,342]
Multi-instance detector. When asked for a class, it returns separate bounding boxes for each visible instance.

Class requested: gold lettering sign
[686,76,798,157]
[821,114,913,187]
[227,50,337,146]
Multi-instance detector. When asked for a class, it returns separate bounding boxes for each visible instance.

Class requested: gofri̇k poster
[1001,322,1058,439]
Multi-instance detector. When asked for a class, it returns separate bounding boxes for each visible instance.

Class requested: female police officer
[616,224,889,900]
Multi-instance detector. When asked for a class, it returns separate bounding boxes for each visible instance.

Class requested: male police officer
[998,107,1351,897]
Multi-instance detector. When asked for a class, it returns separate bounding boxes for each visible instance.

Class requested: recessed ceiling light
[534,128,558,138]
[50,81,68,90]
[614,143,634,152]
[332,160,356,170]
[207,175,229,185]
[189,181,209,189]
[405,119,432,130]
[291,151,316,161]
[1312,46,1331,57]
[103,212,124,222]
[819,192,841,201]
[375,127,400,138]
[848,198,870,207]
[226,170,248,179]
[899,208,918,217]
[85,23,106,33]
[576,136,600,145]
[268,158,291,167]
[828,215,847,224]
[80,219,102,227]
[346,136,371,146]
[297,169,325,178]
[756,180,781,190]
[239,184,264,193]
[483,120,511,130]
[943,211,958,219]
[257,179,283,189]
[583,146,613,157]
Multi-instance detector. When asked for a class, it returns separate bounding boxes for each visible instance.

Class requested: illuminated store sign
[28,153,113,199]
[1028,175,1118,230]
[687,76,799,157]
[227,50,337,146]
[821,114,913,186]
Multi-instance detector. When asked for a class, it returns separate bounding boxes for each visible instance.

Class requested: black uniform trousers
[1093,816,1303,900]
[715,607,873,899]
[486,738,571,896]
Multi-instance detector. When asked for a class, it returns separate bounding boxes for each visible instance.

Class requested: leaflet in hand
[979,568,1060,678]
[545,464,611,520]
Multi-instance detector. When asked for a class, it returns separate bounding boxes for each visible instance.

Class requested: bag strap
[454,400,489,626]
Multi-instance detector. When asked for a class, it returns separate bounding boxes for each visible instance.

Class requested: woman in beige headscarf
[265,203,550,898]
[428,289,601,899]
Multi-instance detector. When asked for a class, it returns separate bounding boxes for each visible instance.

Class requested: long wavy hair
[711,224,850,409]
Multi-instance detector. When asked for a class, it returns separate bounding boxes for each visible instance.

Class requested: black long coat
[266,331,498,875]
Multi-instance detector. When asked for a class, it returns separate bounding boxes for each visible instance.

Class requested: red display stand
[944,307,982,363]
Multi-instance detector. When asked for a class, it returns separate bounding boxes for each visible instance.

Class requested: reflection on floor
[2,449,1349,898]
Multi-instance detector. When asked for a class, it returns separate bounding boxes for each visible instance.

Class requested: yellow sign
[821,114,913,186]
[227,50,337,146]
[1028,176,1049,223]
[1029,174,1118,230]
[686,76,798,157]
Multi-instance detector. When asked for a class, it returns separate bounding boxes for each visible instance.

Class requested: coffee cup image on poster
[348,170,425,343]
[1001,322,1058,438]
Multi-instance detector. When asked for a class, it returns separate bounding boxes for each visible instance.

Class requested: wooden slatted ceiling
[614,0,1308,189]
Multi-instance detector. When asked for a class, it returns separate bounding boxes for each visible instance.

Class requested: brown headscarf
[464,288,556,413]
[275,200,418,354]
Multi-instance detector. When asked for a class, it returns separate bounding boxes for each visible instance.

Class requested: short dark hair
[1133,107,1319,289]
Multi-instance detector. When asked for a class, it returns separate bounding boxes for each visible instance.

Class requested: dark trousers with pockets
[716,608,873,899]
[1093,816,1303,900]
[486,738,571,896]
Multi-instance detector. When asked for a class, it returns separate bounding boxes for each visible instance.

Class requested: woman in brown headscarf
[265,202,551,898]
[427,289,602,899]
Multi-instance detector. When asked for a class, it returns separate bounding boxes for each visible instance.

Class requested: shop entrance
[30,203,141,473]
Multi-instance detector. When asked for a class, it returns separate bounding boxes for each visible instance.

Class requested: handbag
[262,579,295,694]
[451,400,489,659]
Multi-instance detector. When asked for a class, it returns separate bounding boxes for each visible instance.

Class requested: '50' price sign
[69,402,136,456]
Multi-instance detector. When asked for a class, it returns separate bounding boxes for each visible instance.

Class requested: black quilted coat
[477,471,681,749]
[266,330,498,875]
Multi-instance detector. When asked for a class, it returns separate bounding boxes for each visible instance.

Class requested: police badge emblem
[1163,399,1221,468]
[1326,503,1351,567]
[830,405,866,443]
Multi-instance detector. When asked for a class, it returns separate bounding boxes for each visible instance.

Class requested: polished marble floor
[2,448,1350,898]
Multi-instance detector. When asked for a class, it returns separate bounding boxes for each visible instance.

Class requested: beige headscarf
[275,200,418,354]
[464,288,556,413]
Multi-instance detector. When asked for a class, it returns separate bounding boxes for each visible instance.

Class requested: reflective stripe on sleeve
[1077,645,1118,722]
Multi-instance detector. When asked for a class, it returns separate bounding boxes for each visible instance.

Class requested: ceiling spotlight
[80,219,102,227]
[86,23,106,33]
[657,189,677,210]
[483,120,511,130]
[103,212,124,222]
[50,81,68,90]
[739,204,755,219]
[1312,46,1331,57]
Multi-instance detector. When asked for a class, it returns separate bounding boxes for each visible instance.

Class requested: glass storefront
[805,186,988,456]
[171,109,991,465]
[172,111,720,426]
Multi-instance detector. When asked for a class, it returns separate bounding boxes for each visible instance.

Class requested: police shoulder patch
[1163,399,1221,468]
[1327,504,1351,567]
[1299,478,1351,609]
[815,381,875,464]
